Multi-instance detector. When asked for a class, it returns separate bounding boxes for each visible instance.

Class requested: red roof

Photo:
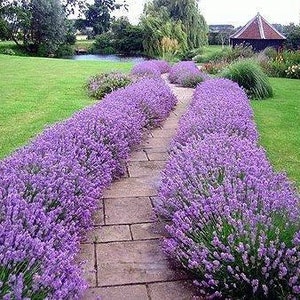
[231,13,286,40]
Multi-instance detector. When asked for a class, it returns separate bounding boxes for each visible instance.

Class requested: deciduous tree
[0,0,72,55]
[84,0,127,37]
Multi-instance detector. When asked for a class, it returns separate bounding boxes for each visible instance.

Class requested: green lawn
[251,77,300,190]
[0,54,133,158]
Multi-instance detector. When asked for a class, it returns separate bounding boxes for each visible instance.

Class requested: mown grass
[0,54,133,158]
[251,77,300,190]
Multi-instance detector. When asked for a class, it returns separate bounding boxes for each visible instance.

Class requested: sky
[113,0,300,27]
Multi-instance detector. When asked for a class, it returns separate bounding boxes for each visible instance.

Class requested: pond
[69,54,147,63]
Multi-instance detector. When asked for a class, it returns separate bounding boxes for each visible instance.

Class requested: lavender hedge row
[168,61,209,87]
[131,59,170,77]
[156,79,300,299]
[0,77,177,299]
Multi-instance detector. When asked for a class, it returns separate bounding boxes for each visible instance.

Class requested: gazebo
[230,13,286,51]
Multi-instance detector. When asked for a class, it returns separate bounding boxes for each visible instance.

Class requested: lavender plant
[131,60,162,77]
[156,78,300,299]
[168,61,209,87]
[86,72,132,100]
[0,77,177,299]
[147,59,171,74]
[172,79,258,147]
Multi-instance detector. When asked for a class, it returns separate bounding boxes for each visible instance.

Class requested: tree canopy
[0,0,71,55]
[84,0,127,37]
[141,0,208,57]
[283,23,300,50]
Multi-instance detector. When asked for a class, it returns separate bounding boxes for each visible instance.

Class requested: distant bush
[55,44,74,57]
[86,72,132,99]
[92,33,116,54]
[194,47,232,63]
[262,46,278,59]
[201,61,229,74]
[1,48,15,55]
[285,64,300,79]
[220,59,273,99]
[259,50,300,78]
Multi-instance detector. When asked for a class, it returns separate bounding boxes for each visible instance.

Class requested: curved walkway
[79,79,195,299]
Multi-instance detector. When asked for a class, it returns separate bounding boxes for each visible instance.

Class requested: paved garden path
[79,78,196,299]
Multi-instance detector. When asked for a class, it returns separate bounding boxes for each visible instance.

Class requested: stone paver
[83,285,148,300]
[129,150,149,162]
[84,225,132,243]
[128,161,166,178]
[148,281,196,300]
[104,197,154,225]
[79,78,196,299]
[96,240,187,286]
[151,128,176,138]
[146,151,169,161]
[91,199,105,226]
[79,244,97,287]
[131,223,162,240]
[103,177,158,198]
[144,137,172,149]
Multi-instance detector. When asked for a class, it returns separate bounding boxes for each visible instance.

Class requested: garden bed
[0,75,176,298]
[156,78,300,298]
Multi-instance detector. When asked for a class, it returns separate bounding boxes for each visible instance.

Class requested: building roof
[230,13,286,40]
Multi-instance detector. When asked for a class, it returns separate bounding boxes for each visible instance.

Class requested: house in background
[230,13,286,51]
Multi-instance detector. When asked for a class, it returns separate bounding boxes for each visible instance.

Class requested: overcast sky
[114,0,300,27]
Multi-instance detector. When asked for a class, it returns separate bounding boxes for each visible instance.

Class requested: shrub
[2,48,15,55]
[201,61,228,74]
[147,59,171,73]
[193,47,232,63]
[156,78,300,299]
[0,77,177,299]
[285,64,300,79]
[172,79,258,147]
[86,72,132,99]
[229,44,255,61]
[168,61,209,87]
[262,46,278,59]
[91,32,116,54]
[220,59,273,99]
[131,61,161,77]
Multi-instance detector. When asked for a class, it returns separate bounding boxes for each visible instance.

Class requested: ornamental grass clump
[0,77,177,299]
[86,72,132,99]
[220,59,273,99]
[156,79,300,298]
[168,61,209,87]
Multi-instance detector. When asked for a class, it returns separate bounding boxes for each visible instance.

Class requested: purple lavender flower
[156,78,300,298]
[131,61,161,77]
[0,76,177,298]
[168,61,210,87]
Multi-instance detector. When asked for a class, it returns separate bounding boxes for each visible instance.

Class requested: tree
[283,23,300,50]
[61,0,87,16]
[141,12,187,58]
[146,0,208,48]
[0,0,69,55]
[31,0,67,54]
[84,0,127,37]
[111,17,144,53]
